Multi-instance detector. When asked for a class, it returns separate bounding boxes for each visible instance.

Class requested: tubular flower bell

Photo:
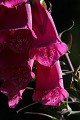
[0,0,69,108]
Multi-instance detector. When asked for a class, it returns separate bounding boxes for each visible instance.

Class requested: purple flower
[0,0,36,108]
[31,1,68,67]
[32,61,69,106]
[31,1,69,105]
[0,0,69,108]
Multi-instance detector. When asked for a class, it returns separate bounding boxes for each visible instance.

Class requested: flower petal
[33,42,68,67]
[0,1,34,31]
[0,64,32,108]
[32,61,69,106]
[0,0,27,8]
[31,1,68,67]
[33,87,69,106]
[32,1,66,47]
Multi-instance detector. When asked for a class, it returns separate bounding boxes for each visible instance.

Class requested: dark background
[48,0,80,30]
[49,0,80,69]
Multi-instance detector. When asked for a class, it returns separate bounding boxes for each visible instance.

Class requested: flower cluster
[0,0,69,108]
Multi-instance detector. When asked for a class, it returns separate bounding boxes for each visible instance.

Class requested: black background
[45,0,80,32]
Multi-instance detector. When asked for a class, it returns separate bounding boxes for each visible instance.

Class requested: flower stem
[16,102,38,113]
[24,111,58,120]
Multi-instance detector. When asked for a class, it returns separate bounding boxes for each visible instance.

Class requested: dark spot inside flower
[55,97,58,101]
[39,48,42,51]
[0,79,4,86]
[45,49,48,52]
[51,92,53,95]
[53,100,55,103]
[50,56,53,60]
[48,98,51,102]
[44,54,47,57]
[56,92,59,95]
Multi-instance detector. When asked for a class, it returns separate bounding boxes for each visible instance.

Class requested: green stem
[16,102,38,113]
[24,112,58,120]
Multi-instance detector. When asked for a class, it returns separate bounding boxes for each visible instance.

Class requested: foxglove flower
[31,0,68,67]
[32,61,69,106]
[0,0,69,108]
[0,0,36,108]
[32,0,69,106]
